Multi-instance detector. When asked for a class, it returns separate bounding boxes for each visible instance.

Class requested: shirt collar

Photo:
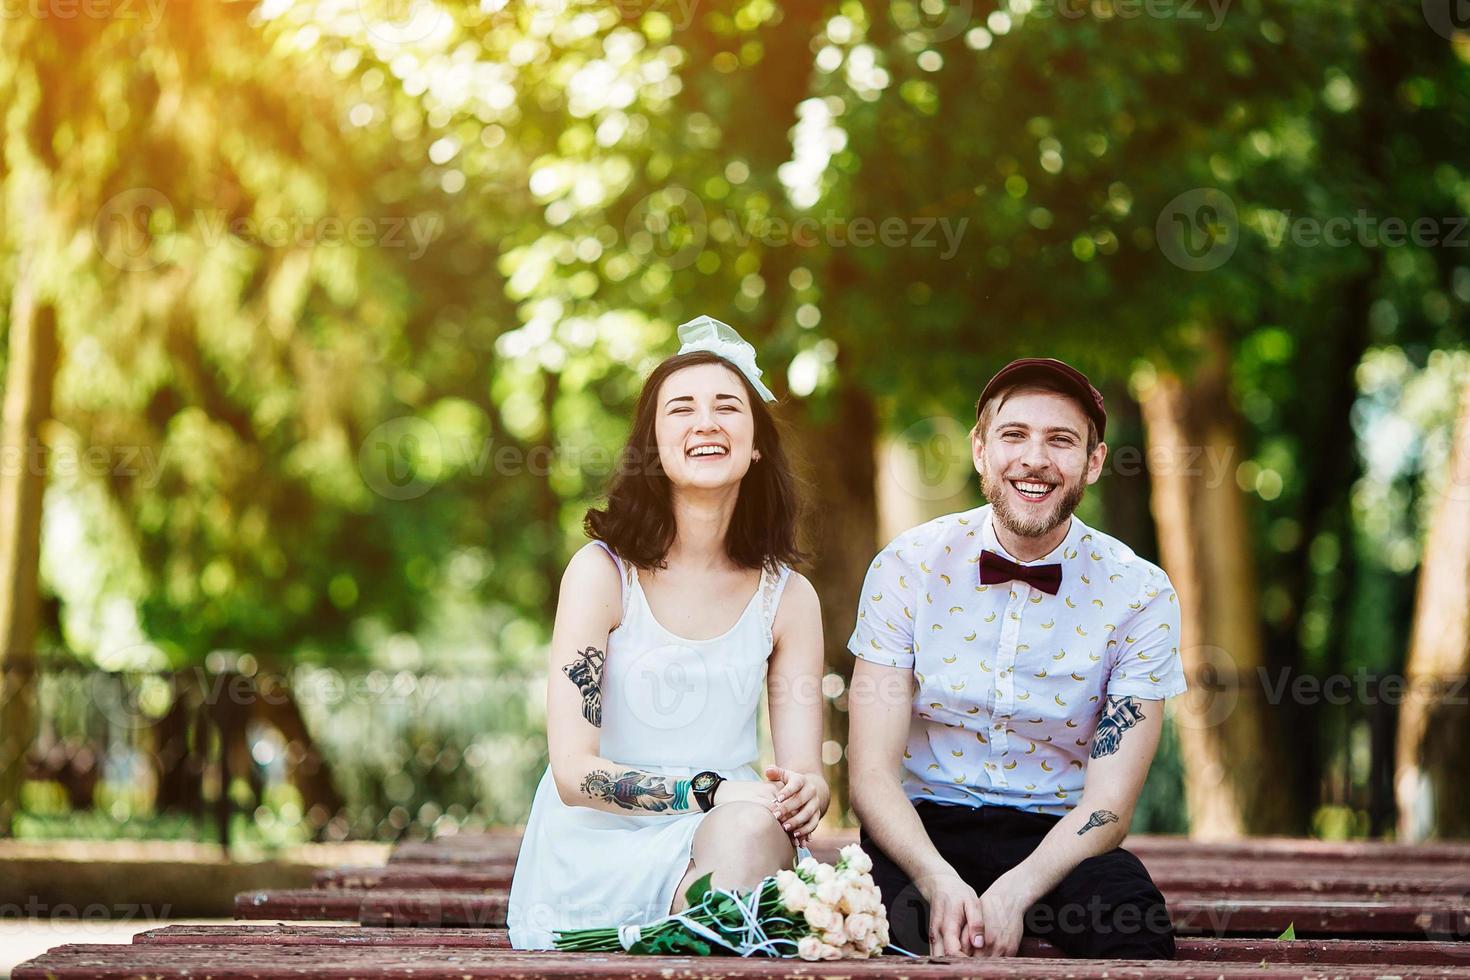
[980,506,1088,566]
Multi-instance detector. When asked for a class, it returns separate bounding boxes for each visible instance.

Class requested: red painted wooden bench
[131,924,1470,965]
[14,830,1470,978]
[16,943,1470,978]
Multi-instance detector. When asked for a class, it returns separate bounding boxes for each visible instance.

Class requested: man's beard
[980,467,1087,540]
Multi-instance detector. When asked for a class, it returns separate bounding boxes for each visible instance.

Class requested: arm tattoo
[562,646,605,727]
[581,769,692,812]
[1090,695,1145,759]
[1077,809,1120,836]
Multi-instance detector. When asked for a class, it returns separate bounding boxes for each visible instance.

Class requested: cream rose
[780,880,810,912]
[840,844,875,875]
[815,878,845,906]
[796,935,823,961]
[803,900,837,932]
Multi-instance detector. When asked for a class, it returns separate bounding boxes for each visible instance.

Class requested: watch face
[692,772,717,792]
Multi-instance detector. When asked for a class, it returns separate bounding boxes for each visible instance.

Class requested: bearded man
[847,357,1186,959]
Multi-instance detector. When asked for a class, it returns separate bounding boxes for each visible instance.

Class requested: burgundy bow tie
[979,550,1063,596]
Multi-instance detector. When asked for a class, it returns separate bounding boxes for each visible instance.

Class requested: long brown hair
[584,350,805,572]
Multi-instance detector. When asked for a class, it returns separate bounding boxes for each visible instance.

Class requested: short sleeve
[847,537,919,669]
[1106,579,1187,700]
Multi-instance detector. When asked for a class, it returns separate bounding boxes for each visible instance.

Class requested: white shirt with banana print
[848,505,1187,815]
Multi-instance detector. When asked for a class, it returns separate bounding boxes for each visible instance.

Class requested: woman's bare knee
[690,802,793,886]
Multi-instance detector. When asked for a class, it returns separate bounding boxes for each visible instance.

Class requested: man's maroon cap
[974,357,1107,441]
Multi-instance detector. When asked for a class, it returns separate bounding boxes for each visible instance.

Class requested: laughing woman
[506,317,829,950]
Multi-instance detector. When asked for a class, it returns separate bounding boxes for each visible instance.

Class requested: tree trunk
[1395,371,1470,840]
[789,379,879,827]
[1136,331,1305,838]
[0,253,58,836]
[153,673,205,816]
[251,671,345,830]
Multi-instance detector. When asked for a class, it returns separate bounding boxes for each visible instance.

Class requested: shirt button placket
[990,585,1028,789]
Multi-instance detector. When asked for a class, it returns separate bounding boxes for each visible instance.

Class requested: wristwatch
[691,770,725,812]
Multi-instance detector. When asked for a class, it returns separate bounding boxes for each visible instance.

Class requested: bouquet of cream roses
[554,843,907,960]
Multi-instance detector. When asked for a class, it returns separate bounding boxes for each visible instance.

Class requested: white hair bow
[674,315,776,403]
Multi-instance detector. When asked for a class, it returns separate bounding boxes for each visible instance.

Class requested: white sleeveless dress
[507,541,793,950]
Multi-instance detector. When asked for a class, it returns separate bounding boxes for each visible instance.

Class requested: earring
[752,450,762,462]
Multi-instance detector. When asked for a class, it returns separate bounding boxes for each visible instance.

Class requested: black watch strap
[692,771,724,812]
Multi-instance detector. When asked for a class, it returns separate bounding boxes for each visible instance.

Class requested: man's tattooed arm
[1089,695,1145,759]
[562,646,605,728]
[1076,809,1119,836]
[581,769,693,812]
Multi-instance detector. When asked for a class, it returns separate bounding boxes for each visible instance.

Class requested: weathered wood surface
[236,888,510,927]
[17,944,1470,980]
[315,862,514,890]
[133,925,1470,965]
[138,924,515,948]
[332,859,1470,896]
[20,830,1470,978]
[237,882,1470,938]
[388,831,1470,864]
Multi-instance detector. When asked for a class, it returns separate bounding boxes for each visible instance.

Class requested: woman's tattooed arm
[562,646,605,727]
[581,769,693,812]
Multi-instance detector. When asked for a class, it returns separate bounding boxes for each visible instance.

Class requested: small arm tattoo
[1090,695,1145,759]
[562,646,605,727]
[1077,809,1120,836]
[581,769,692,812]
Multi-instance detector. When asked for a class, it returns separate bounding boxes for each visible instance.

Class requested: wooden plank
[237,886,1470,937]
[17,944,1470,979]
[1148,869,1470,896]
[358,889,510,928]
[394,831,1470,860]
[133,925,1470,965]
[355,860,1469,896]
[1128,836,1470,863]
[315,863,514,890]
[235,888,368,921]
[138,925,513,948]
[1170,894,1470,937]
[234,889,510,926]
[389,833,1470,878]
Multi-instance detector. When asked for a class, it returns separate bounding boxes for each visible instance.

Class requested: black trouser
[862,800,1176,959]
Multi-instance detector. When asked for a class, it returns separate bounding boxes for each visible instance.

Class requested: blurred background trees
[0,0,1467,843]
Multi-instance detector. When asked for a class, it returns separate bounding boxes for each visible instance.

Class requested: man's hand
[916,870,984,957]
[972,874,1030,957]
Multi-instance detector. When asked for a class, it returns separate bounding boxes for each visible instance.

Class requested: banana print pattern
[847,505,1187,816]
